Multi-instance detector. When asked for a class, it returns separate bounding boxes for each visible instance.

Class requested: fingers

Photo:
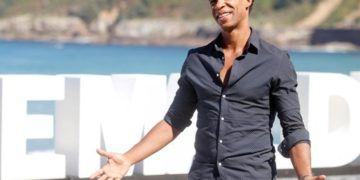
[316,175,326,180]
[90,168,123,180]
[304,175,327,180]
[90,169,104,179]
[98,174,108,180]
[97,148,114,159]
[91,173,122,180]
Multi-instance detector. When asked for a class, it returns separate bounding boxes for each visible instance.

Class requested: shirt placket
[216,55,227,173]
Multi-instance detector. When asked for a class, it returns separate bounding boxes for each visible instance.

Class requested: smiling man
[91,0,326,180]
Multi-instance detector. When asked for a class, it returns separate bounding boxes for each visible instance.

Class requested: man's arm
[90,120,180,179]
[271,52,326,179]
[124,120,180,165]
[289,143,326,180]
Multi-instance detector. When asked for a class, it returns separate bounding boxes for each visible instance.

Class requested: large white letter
[0,75,65,179]
[55,75,122,178]
[277,72,360,169]
[55,75,153,178]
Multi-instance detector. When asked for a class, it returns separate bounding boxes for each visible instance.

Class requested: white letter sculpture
[0,75,66,179]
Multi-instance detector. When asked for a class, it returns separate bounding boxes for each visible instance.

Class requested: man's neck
[221,25,251,55]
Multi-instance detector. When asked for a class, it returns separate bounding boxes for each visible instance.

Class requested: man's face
[209,0,252,31]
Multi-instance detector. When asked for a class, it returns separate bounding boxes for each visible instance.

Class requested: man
[91,0,326,179]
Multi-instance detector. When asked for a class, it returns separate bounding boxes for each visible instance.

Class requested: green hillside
[0,0,359,28]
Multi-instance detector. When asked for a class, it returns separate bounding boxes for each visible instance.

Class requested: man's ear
[245,0,253,10]
[246,0,254,12]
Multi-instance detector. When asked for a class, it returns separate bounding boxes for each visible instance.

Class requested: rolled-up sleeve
[271,52,310,158]
[164,54,197,132]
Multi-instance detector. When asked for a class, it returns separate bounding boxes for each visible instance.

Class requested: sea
[0,40,360,75]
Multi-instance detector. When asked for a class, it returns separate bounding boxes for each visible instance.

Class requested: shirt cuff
[164,111,191,132]
[278,129,310,158]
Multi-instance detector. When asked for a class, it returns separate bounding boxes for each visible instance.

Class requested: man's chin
[218,23,236,32]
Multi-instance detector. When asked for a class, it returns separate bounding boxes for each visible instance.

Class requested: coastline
[0,15,359,52]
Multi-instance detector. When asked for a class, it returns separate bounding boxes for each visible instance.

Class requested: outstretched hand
[303,175,326,180]
[90,149,132,180]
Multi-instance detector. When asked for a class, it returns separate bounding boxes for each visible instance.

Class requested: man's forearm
[123,120,180,165]
[289,142,313,178]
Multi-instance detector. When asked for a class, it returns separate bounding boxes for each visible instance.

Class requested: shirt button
[219,139,223,143]
[218,162,222,166]
[220,117,224,121]
[222,94,226,98]
[216,73,219,77]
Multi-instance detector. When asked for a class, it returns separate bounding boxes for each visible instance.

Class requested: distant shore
[0,15,359,52]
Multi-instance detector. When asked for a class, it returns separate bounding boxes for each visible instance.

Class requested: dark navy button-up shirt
[164,31,310,180]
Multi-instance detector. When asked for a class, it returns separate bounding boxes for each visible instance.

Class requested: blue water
[0,40,360,75]
[0,40,186,75]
